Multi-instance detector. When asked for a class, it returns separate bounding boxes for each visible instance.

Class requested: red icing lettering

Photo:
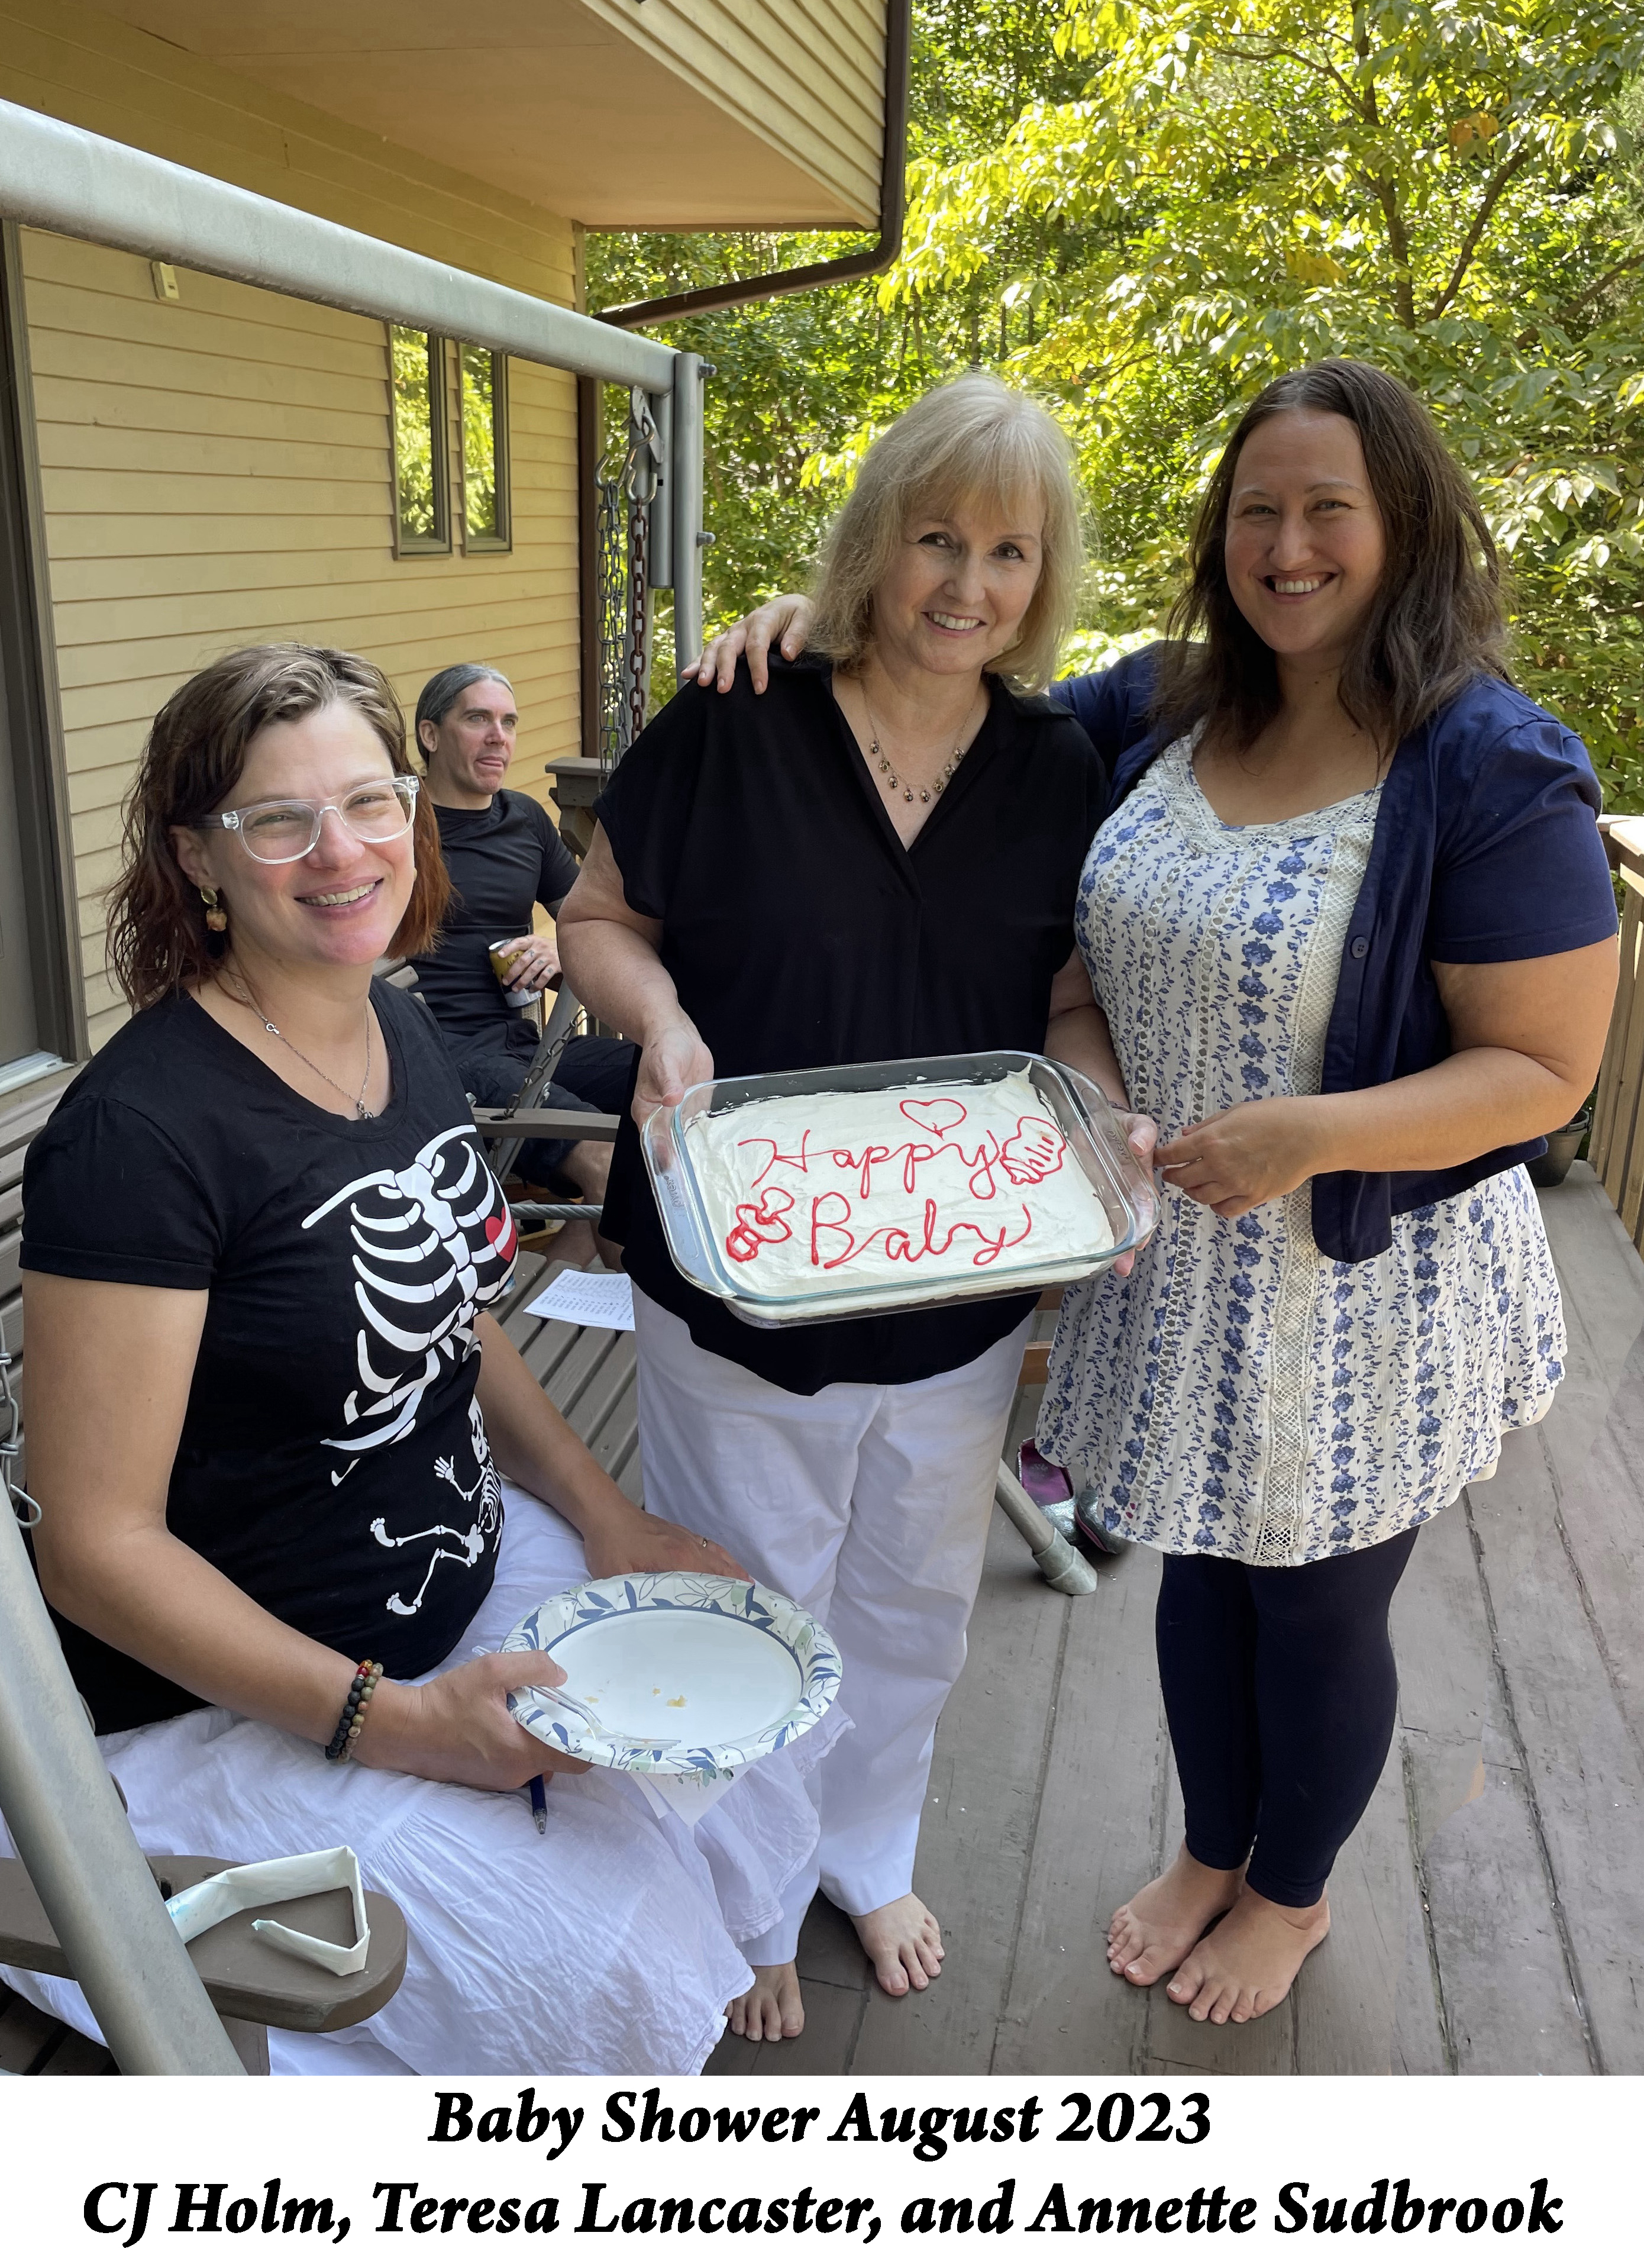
[716,1087,1075,1282]
[810,1192,1035,1273]
[738,1128,812,1188]
[810,1191,856,1267]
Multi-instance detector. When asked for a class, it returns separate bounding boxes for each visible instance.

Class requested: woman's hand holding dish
[634,1016,714,1130]
[355,1648,589,1789]
[1109,1109,1162,1272]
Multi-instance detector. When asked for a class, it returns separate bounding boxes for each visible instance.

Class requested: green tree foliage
[587,4,1644,793]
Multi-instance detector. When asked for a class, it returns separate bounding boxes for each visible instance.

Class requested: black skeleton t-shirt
[20,983,518,1732]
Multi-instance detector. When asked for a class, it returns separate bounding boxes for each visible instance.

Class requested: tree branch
[1203,38,1363,112]
[1423,141,1535,322]
[1556,251,1644,328]
[1351,20,1417,330]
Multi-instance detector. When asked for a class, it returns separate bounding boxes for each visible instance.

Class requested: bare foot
[1108,1844,1244,1986]
[1166,1885,1330,2024]
[726,1962,805,2041]
[852,1894,944,1996]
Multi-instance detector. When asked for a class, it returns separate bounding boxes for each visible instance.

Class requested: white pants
[634,1289,1030,1961]
[0,1486,826,2076]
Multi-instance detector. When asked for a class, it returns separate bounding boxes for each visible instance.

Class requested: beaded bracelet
[324,1659,383,1762]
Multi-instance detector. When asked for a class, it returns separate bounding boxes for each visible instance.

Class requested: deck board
[850,1510,1068,2076]
[991,1540,1164,2076]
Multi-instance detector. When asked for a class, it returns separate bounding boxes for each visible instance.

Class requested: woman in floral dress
[1034,360,1617,2023]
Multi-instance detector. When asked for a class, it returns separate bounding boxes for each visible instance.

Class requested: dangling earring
[200,886,228,934]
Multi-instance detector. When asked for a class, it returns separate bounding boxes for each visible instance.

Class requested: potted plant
[1529,1101,1594,1189]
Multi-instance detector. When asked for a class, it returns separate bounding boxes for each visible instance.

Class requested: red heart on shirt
[485,1209,518,1264]
[899,1096,967,1140]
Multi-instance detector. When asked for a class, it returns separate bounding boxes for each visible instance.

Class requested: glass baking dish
[640,1049,1159,1329]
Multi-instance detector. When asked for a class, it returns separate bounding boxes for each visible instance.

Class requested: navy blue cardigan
[1054,646,1618,1263]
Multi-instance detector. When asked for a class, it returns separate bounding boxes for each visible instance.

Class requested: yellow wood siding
[23,231,577,1051]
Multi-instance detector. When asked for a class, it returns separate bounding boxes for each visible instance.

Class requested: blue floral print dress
[1038,738,1565,1567]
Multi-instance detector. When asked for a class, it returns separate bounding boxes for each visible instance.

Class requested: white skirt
[1,1484,834,2075]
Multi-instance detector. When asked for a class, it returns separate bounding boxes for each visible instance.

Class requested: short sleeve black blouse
[20,985,518,1731]
[594,654,1107,1395]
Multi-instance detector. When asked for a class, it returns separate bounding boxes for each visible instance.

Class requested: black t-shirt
[20,984,519,1732]
[595,654,1107,1395]
[410,790,580,1040]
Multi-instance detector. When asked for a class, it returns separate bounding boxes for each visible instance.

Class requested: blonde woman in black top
[561,376,1149,2044]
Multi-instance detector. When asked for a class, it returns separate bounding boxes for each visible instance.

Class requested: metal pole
[670,354,706,676]
[994,1461,1099,1596]
[647,385,673,593]
[0,1506,243,2073]
[0,98,673,393]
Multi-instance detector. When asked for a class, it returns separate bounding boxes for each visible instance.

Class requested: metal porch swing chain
[593,386,661,779]
[0,1314,42,1529]
[621,386,660,761]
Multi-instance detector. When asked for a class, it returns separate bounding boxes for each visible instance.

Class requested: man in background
[409,664,634,1254]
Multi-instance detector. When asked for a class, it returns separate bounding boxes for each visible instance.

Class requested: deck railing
[1590,817,1644,1250]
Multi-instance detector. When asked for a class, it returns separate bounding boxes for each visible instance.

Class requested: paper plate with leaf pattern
[502,1572,841,1776]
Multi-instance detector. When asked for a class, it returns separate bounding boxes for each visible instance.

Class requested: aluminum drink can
[488,938,541,1008]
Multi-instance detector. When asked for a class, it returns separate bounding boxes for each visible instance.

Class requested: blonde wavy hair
[809,375,1083,691]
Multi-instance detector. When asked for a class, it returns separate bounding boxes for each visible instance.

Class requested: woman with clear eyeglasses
[7,642,825,2076]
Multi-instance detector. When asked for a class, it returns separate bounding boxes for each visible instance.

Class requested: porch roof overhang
[98,0,884,231]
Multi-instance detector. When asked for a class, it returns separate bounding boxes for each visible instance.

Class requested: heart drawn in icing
[899,1096,968,1140]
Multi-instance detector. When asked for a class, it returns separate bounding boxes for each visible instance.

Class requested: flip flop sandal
[1073,1486,1132,1558]
[1016,1439,1078,1542]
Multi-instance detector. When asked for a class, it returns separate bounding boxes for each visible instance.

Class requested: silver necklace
[225,967,375,1120]
[863,689,982,805]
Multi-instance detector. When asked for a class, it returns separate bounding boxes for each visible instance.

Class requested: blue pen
[529,1775,547,1834]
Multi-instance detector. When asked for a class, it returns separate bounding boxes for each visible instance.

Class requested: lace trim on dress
[1249,790,1381,1565]
[1142,741,1383,1564]
[1116,744,1261,1528]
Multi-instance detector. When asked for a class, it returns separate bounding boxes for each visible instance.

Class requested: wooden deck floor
[707,1163,1644,2079]
[7,1166,1641,2075]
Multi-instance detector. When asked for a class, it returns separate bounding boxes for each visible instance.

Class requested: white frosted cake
[684,1070,1113,1309]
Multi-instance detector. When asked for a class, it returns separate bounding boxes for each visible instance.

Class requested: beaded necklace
[862,688,984,805]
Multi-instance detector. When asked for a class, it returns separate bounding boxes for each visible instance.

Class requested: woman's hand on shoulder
[1155,1096,1329,1218]
[687,595,813,693]
[356,1650,589,1790]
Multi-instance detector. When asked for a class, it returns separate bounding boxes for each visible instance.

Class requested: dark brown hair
[1152,359,1508,754]
[107,643,449,1010]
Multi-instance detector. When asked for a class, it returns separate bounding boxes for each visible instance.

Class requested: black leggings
[1155,1527,1421,1908]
